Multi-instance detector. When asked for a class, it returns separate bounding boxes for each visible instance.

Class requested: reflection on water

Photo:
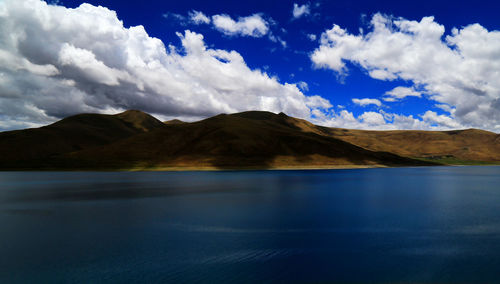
[1,166,500,283]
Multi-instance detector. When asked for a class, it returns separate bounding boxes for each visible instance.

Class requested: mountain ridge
[0,110,498,170]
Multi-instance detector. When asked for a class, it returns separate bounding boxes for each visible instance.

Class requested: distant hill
[0,110,498,170]
[320,127,500,164]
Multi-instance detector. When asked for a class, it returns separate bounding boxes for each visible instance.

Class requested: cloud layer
[0,0,327,130]
[311,13,500,132]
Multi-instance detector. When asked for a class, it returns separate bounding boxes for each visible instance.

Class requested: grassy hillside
[1,109,498,170]
[323,128,500,163]
[268,116,500,163]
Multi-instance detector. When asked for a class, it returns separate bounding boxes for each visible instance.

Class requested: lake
[1,166,500,283]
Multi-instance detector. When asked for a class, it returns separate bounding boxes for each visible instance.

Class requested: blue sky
[1,0,500,131]
[60,0,498,117]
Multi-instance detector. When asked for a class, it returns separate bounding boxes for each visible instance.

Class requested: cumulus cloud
[165,10,285,47]
[292,3,310,19]
[307,34,317,41]
[422,110,461,129]
[383,86,421,102]
[360,111,385,125]
[309,109,460,131]
[212,14,269,37]
[311,13,500,132]
[352,98,382,107]
[0,0,328,130]
[189,10,211,25]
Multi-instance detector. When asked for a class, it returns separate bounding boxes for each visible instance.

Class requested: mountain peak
[230,111,278,120]
[115,109,148,119]
[164,119,186,125]
[115,110,164,132]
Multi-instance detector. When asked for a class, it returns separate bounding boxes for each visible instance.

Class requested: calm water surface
[1,166,500,283]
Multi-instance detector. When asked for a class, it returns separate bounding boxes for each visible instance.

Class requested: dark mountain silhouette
[0,110,497,170]
[0,110,165,168]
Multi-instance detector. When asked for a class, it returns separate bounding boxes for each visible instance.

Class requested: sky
[1,0,500,132]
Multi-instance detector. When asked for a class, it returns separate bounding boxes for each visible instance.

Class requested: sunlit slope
[272,116,500,163]
[323,128,500,163]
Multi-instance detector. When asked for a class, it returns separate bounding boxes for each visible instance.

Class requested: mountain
[57,111,431,170]
[256,115,500,164]
[0,110,165,168]
[0,110,497,170]
[324,128,500,163]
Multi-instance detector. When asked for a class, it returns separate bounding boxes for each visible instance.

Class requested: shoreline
[3,164,500,172]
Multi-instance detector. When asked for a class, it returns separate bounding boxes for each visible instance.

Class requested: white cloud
[212,14,269,37]
[310,109,459,131]
[307,34,317,41]
[306,95,332,109]
[422,110,461,129]
[311,13,500,132]
[297,81,308,91]
[368,69,397,80]
[435,103,454,113]
[352,98,382,107]
[383,86,422,102]
[167,10,283,46]
[0,0,327,130]
[189,10,210,25]
[292,3,310,19]
[360,111,385,125]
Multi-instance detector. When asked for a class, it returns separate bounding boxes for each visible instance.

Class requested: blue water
[1,167,500,283]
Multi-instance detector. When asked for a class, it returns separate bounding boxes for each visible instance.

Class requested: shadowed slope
[59,111,433,169]
[0,110,165,166]
[2,109,496,170]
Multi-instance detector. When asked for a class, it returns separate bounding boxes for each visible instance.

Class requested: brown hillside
[164,119,186,125]
[0,110,165,164]
[272,116,500,162]
[116,110,166,131]
[2,109,497,170]
[323,128,500,162]
[59,111,433,170]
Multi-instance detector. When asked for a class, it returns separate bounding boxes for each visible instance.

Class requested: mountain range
[0,110,499,170]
